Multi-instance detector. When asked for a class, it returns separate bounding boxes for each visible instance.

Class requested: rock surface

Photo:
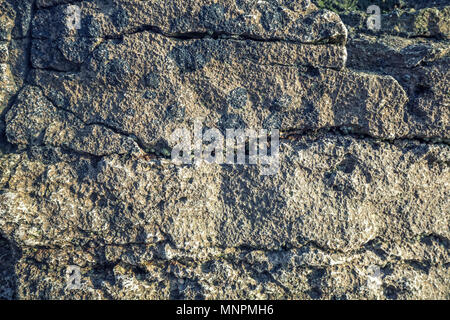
[0,0,449,300]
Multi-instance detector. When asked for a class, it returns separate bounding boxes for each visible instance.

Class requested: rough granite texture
[0,0,449,300]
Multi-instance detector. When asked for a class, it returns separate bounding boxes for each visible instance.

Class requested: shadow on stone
[0,234,19,300]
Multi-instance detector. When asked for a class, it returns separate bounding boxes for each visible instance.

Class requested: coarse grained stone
[7,30,408,154]
[5,86,142,156]
[0,0,449,301]
[342,6,450,39]
[0,135,448,299]
[32,0,347,44]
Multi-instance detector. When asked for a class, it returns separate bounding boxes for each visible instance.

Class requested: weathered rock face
[0,0,449,300]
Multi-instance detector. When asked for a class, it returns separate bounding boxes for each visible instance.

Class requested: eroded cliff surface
[0,0,448,299]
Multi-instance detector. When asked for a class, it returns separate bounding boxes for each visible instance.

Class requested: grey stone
[0,0,449,300]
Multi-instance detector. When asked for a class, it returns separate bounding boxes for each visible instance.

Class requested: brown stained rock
[9,30,406,153]
[0,136,448,299]
[5,86,142,156]
[343,6,450,39]
[0,0,15,42]
[0,62,16,113]
[0,0,449,300]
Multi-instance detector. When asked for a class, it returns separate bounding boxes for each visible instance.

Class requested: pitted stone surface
[0,0,449,300]
[8,30,408,152]
[32,0,347,43]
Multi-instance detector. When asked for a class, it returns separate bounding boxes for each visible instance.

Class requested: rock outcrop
[0,0,448,299]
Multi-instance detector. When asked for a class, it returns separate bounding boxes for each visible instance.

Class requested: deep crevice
[34,23,346,46]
